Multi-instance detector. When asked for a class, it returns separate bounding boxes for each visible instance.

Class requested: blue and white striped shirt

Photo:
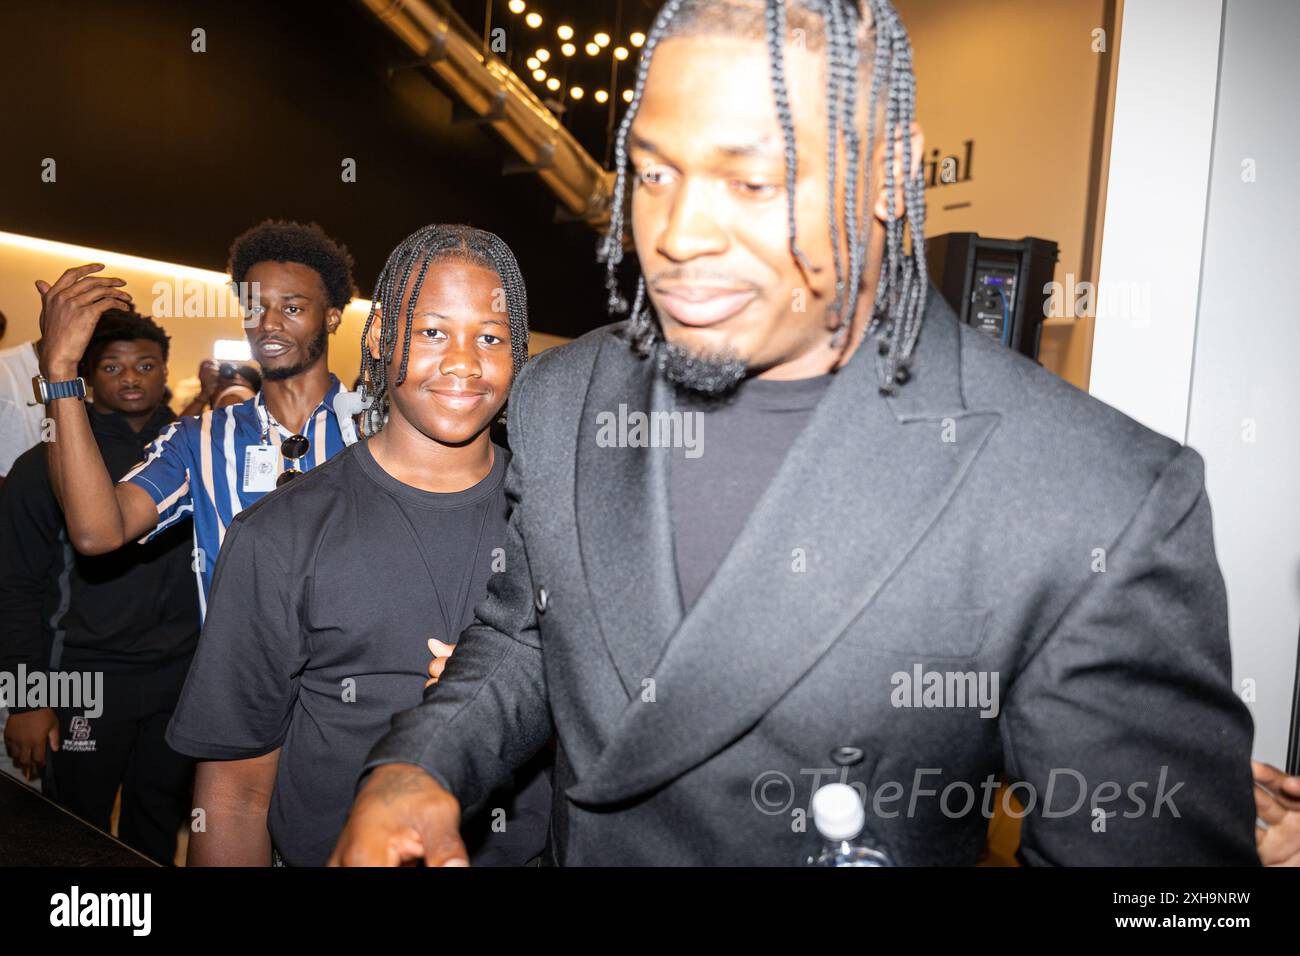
[121,374,358,618]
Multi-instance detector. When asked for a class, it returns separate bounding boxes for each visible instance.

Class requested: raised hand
[36,264,133,380]
[197,360,222,401]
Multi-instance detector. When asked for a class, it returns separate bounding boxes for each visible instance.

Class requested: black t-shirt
[670,372,835,611]
[166,439,550,866]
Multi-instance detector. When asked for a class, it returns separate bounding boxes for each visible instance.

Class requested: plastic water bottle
[805,783,894,866]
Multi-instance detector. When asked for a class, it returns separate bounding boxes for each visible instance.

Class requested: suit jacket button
[534,586,549,614]
[831,746,864,766]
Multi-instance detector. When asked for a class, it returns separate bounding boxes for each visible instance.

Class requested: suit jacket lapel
[575,332,685,697]
[568,294,1002,807]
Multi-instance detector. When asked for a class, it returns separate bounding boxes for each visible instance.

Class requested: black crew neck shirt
[670,371,836,612]
[166,438,550,866]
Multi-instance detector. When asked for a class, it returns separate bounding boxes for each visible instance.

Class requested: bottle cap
[811,783,866,842]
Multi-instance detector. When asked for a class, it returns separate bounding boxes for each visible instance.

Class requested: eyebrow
[718,138,781,159]
[629,133,660,155]
[99,351,162,360]
[629,132,780,160]
[412,312,508,327]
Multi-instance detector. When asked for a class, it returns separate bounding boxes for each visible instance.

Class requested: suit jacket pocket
[837,605,993,660]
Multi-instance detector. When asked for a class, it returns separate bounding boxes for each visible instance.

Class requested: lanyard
[254,390,297,449]
[253,387,361,449]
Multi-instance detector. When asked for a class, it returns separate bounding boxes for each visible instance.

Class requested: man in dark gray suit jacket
[331,0,1257,866]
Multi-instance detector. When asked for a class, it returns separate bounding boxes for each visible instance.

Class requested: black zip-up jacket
[0,402,200,710]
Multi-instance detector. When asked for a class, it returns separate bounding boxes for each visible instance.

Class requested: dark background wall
[0,0,618,339]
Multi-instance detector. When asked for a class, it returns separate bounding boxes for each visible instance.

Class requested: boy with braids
[336,0,1255,866]
[165,225,550,867]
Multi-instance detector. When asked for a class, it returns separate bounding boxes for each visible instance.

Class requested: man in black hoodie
[0,310,199,865]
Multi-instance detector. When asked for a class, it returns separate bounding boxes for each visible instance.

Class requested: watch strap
[34,375,86,402]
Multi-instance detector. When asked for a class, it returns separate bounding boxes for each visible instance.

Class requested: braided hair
[598,0,928,394]
[358,224,530,436]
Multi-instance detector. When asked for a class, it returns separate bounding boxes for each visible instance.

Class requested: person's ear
[326,307,343,336]
[872,120,926,222]
[366,307,383,362]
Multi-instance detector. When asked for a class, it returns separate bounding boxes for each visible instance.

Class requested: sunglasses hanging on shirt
[277,434,311,487]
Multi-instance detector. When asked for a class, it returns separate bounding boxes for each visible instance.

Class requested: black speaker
[925,233,1059,361]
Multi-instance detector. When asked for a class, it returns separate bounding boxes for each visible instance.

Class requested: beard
[261,327,328,381]
[655,339,749,398]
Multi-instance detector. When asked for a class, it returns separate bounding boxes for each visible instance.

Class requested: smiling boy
[166,225,550,867]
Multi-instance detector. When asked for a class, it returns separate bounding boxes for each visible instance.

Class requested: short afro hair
[228,219,356,311]
[79,310,171,379]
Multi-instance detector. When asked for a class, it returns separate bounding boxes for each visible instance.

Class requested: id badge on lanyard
[243,444,279,492]
[245,395,282,492]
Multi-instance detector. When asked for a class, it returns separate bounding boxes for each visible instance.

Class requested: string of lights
[501,1,646,107]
